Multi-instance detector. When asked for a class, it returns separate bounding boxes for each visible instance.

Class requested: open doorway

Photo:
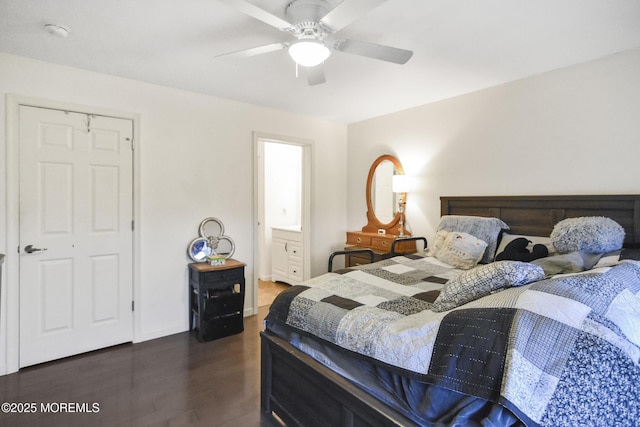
[254,134,311,310]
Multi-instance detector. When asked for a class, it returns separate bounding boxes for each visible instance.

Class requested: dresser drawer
[392,239,418,253]
[370,236,393,251]
[346,232,371,246]
[346,254,373,267]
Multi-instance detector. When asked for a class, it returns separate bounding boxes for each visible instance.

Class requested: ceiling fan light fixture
[288,39,330,67]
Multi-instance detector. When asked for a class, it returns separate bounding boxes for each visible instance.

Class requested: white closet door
[19,106,134,367]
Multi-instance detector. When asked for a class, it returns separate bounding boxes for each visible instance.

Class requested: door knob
[24,245,47,254]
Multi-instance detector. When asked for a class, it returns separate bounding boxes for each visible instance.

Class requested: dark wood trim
[260,331,418,427]
[441,194,640,247]
[260,330,273,415]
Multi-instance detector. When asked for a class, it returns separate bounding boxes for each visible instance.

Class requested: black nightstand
[189,259,245,341]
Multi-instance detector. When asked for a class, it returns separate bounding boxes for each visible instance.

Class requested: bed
[260,195,640,427]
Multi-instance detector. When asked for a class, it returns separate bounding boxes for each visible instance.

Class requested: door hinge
[131,220,135,231]
[132,301,135,311]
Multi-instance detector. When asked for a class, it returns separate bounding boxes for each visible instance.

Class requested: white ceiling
[1,0,640,123]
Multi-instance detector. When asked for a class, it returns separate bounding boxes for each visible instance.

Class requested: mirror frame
[199,217,224,239]
[187,237,212,262]
[362,154,408,235]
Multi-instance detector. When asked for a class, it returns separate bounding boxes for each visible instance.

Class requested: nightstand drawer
[203,293,243,319]
[200,268,244,285]
[199,315,243,341]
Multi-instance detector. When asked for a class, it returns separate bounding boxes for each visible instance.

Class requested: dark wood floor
[0,306,281,427]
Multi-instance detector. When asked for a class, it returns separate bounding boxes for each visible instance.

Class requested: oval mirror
[363,154,406,235]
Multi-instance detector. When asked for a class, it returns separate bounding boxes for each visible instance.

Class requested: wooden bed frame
[261,194,640,427]
[440,194,640,246]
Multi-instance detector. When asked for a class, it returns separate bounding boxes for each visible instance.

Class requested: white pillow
[435,231,488,270]
[437,215,509,263]
[427,230,450,256]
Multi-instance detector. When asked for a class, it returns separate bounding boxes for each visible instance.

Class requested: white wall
[0,53,347,373]
[347,48,640,244]
[265,143,302,229]
[261,142,303,279]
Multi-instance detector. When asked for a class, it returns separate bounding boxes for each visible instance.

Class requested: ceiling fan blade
[335,39,413,64]
[320,0,387,32]
[215,42,287,59]
[306,64,326,86]
[219,0,292,30]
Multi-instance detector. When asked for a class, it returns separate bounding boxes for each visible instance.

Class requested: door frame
[3,94,142,375]
[253,132,312,314]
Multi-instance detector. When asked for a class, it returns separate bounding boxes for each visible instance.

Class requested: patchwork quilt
[266,254,640,427]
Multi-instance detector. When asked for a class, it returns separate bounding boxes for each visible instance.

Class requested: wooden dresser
[344,231,417,267]
[344,154,418,267]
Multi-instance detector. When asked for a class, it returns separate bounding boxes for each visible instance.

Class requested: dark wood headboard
[441,195,640,247]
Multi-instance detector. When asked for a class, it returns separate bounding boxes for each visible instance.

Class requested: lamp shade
[392,174,410,193]
[288,39,330,67]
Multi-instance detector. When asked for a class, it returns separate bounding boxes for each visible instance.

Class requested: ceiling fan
[217,0,413,85]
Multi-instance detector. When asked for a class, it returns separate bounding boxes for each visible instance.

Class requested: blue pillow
[550,217,625,254]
